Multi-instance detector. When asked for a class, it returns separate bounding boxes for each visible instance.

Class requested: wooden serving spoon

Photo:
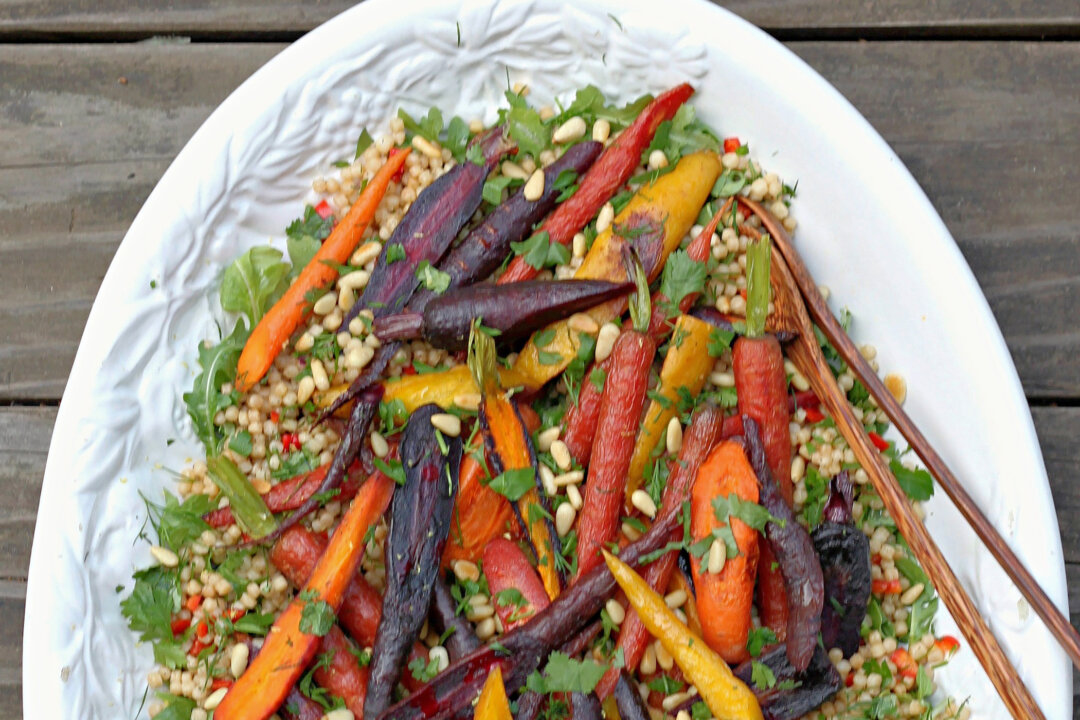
[738,219,1046,718]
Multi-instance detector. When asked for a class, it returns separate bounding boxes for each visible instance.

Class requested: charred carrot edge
[473,666,513,720]
[213,472,395,720]
[235,148,410,392]
[690,441,760,665]
[499,83,695,284]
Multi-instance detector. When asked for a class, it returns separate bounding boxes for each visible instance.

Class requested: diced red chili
[171,617,191,636]
[189,639,210,657]
[872,578,902,595]
[935,635,960,657]
[890,648,918,679]
[793,390,820,409]
[270,410,280,424]
[388,147,408,182]
[723,137,741,154]
[314,199,334,220]
[185,595,203,613]
[402,364,417,376]
[227,609,246,623]
[195,621,209,638]
[211,678,234,691]
[869,432,890,452]
[803,407,825,424]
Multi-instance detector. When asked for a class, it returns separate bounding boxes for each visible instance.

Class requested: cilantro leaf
[299,596,334,636]
[487,467,536,502]
[444,116,470,162]
[751,660,776,689]
[286,204,334,243]
[399,106,443,143]
[890,459,934,501]
[510,231,570,270]
[142,490,214,552]
[505,92,549,158]
[152,694,197,720]
[415,260,452,294]
[646,675,684,694]
[385,243,406,265]
[659,250,707,317]
[745,626,778,657]
[526,651,607,694]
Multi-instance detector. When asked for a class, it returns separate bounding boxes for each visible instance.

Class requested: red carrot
[574,254,656,579]
[313,626,370,717]
[483,537,551,631]
[499,84,695,284]
[595,405,725,698]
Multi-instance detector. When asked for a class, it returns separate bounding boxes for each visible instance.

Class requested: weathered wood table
[1,1,1077,717]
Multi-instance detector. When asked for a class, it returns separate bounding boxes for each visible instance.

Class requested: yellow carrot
[473,666,513,720]
[602,549,763,720]
[235,149,411,391]
[626,313,716,498]
[513,151,720,390]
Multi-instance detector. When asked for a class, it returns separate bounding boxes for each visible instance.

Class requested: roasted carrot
[575,253,656,580]
[471,326,563,599]
[690,441,760,664]
[499,83,695,284]
[483,537,551,631]
[280,687,324,720]
[473,666,513,720]
[235,148,410,392]
[595,404,724,698]
[733,236,792,640]
[213,471,395,720]
[268,523,429,692]
[443,452,517,565]
[313,626,370,717]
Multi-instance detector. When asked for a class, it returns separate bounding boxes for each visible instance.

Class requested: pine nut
[567,313,599,335]
[556,503,576,537]
[655,641,674,670]
[539,465,558,496]
[639,645,657,675]
[592,119,611,143]
[572,232,588,258]
[339,270,371,291]
[622,522,642,541]
[537,426,560,452]
[553,116,586,143]
[429,645,450,673]
[251,478,272,494]
[524,169,545,201]
[648,149,669,170]
[452,560,479,583]
[662,693,691,712]
[596,202,615,233]
[595,323,620,362]
[295,332,315,353]
[203,687,228,710]
[710,371,735,388]
[411,135,443,159]
[325,710,355,720]
[351,242,381,267]
[370,431,389,458]
[501,160,529,180]
[453,392,482,411]
[631,490,658,519]
[566,483,584,510]
[310,359,330,392]
[885,373,907,404]
[230,643,249,677]
[554,470,584,487]
[149,545,178,568]
[466,603,495,621]
[313,292,337,316]
[605,599,625,625]
[707,538,726,574]
[337,286,355,312]
[791,371,810,392]
[550,440,572,470]
[666,417,683,454]
[664,589,688,609]
[676,712,691,720]
[475,617,496,640]
[901,583,925,605]
[430,413,461,437]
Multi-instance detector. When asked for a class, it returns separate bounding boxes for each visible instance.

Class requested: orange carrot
[213,472,395,720]
[689,441,760,664]
[235,148,411,391]
[443,452,517,565]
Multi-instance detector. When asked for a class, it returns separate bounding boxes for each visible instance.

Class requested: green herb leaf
[121,565,181,647]
[221,246,290,327]
[526,651,607,694]
[228,429,253,457]
[183,323,247,456]
[408,654,441,682]
[355,129,374,158]
[299,596,334,637]
[415,260,452,294]
[659,250,707,318]
[445,116,471,162]
[890,459,934,501]
[505,93,549,158]
[712,168,747,198]
[233,612,276,636]
[206,454,277,538]
[745,626,778,657]
[488,467,536,502]
[286,204,334,244]
[510,230,570,270]
[374,457,407,486]
[399,106,443,143]
[483,176,519,205]
[744,236,771,339]
[385,243,406,265]
[151,693,197,720]
[646,675,684,694]
[751,660,776,689]
[707,326,736,357]
[142,491,214,552]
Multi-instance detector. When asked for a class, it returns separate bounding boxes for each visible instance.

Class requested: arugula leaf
[142,491,214,552]
[659,250,707,317]
[152,693,197,720]
[399,106,443,142]
[287,235,320,277]
[511,231,570,270]
[184,322,247,456]
[220,246,290,327]
[228,429,253,457]
[444,116,471,162]
[487,467,536,501]
[415,260,452,294]
[355,128,374,158]
[526,651,607,694]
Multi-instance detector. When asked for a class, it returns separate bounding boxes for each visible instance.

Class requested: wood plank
[0,407,52,581]
[0,582,24,716]
[0,42,1078,401]
[0,0,1076,37]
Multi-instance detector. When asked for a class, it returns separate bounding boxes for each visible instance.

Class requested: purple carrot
[376,511,682,720]
[343,126,513,326]
[408,140,603,316]
[252,384,383,545]
[365,404,462,719]
[571,692,603,720]
[691,305,797,344]
[375,279,633,351]
[739,416,824,672]
[812,472,871,657]
[280,687,325,720]
[430,575,482,660]
[731,645,841,720]
[613,672,651,720]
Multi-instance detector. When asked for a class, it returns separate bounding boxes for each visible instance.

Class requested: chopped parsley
[511,230,570,270]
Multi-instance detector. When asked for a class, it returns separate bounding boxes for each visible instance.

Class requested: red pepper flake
[935,635,960,657]
[170,617,191,636]
[890,648,918,679]
[313,199,334,220]
[189,639,210,657]
[228,609,246,623]
[185,595,203,613]
[869,431,890,452]
[270,410,280,424]
[872,578,903,595]
[738,288,747,301]
[723,137,741,154]
[402,364,417,376]
[211,678,234,691]
[281,433,298,452]
[793,390,820,409]
[195,621,209,639]
[803,407,825,424]
[387,147,408,182]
